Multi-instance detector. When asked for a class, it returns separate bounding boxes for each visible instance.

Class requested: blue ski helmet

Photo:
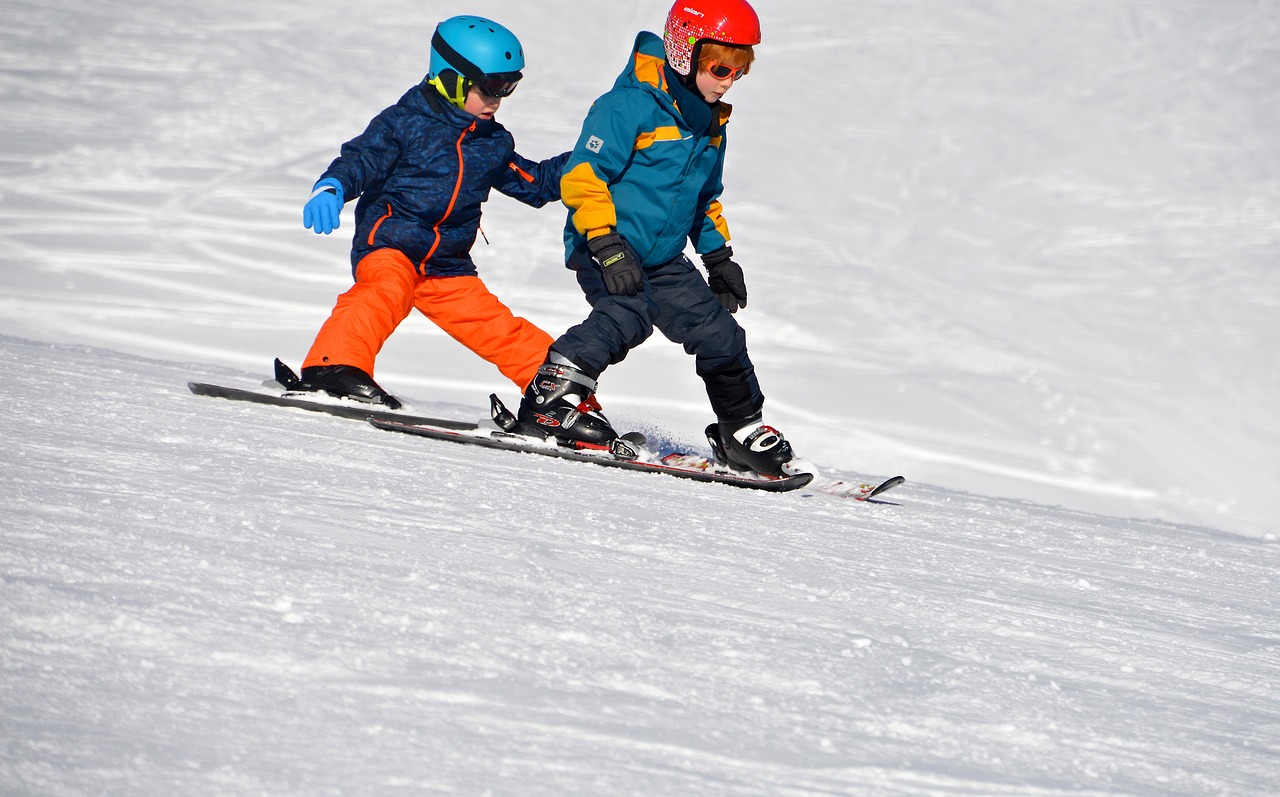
[427,16,525,107]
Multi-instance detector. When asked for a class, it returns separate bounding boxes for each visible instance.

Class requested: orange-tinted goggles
[705,62,747,81]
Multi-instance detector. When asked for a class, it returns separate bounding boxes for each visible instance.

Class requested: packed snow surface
[2,0,1278,794]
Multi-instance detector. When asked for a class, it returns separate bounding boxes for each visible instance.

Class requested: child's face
[463,85,501,120]
[694,67,738,104]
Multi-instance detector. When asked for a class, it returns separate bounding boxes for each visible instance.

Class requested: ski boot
[292,364,402,410]
[513,355,617,446]
[705,414,796,477]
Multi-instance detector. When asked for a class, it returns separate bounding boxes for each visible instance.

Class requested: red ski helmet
[663,0,762,77]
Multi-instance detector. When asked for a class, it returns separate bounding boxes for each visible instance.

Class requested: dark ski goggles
[473,71,523,99]
[705,62,747,81]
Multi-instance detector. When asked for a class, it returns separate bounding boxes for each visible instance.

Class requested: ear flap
[427,70,470,109]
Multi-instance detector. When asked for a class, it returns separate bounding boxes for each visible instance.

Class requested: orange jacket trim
[419,121,476,274]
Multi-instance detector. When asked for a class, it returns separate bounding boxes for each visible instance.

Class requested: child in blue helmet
[293,16,568,408]
[511,0,800,477]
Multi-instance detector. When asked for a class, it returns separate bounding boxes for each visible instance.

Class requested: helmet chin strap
[426,71,470,109]
[682,40,704,87]
[672,40,712,100]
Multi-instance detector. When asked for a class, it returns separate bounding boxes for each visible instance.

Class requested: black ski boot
[516,355,617,446]
[294,364,402,410]
[706,415,795,477]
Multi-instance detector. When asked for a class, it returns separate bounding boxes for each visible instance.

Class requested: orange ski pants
[303,249,553,389]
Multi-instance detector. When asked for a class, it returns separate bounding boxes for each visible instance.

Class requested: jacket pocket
[367,203,393,246]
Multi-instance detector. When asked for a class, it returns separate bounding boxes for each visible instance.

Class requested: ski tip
[859,475,906,501]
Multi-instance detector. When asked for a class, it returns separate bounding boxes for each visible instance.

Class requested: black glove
[702,246,747,313]
[587,232,644,295]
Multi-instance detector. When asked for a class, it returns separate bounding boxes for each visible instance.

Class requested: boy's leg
[509,249,652,445]
[413,275,554,390]
[302,250,419,373]
[549,247,661,376]
[647,255,795,475]
[648,255,764,423]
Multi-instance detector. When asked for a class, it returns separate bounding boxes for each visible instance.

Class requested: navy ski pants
[551,248,764,423]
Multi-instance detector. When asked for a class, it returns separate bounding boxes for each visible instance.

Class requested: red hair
[697,41,755,75]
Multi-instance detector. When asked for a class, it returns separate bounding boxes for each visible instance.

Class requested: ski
[661,446,903,502]
[812,475,906,502]
[190,362,899,499]
[368,417,815,493]
[187,381,476,430]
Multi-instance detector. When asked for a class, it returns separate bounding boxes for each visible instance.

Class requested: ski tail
[274,358,302,390]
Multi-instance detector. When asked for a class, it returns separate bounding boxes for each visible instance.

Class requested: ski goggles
[705,62,747,81]
[473,71,523,99]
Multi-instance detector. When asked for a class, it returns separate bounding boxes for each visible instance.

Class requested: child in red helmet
[512,0,801,477]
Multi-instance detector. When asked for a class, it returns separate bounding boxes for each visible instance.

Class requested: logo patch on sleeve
[586,135,605,153]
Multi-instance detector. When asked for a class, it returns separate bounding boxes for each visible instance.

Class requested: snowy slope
[4,337,1279,796]
[1,0,1277,537]
[3,0,1280,793]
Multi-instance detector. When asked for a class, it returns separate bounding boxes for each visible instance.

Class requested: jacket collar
[621,32,732,134]
[622,32,671,95]
[665,65,714,135]
[412,82,496,133]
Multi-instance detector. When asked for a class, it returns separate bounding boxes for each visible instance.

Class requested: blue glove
[303,178,344,235]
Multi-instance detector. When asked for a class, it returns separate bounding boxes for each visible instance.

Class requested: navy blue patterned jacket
[320,84,569,276]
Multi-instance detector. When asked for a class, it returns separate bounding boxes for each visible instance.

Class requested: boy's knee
[600,297,658,349]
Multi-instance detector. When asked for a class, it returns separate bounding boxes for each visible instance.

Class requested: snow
[1,1,1278,794]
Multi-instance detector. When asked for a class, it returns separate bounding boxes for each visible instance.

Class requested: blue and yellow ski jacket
[561,32,734,267]
[320,85,568,277]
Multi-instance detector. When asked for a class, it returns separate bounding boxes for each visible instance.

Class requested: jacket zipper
[508,162,534,182]
[419,120,476,275]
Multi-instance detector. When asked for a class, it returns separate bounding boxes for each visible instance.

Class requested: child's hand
[303,178,344,235]
[588,232,644,295]
[702,247,747,313]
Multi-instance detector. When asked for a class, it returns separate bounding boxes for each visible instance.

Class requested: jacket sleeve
[318,107,404,201]
[688,130,732,254]
[560,93,642,240]
[494,150,570,207]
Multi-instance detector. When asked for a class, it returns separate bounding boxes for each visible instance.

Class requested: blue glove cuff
[311,177,344,204]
